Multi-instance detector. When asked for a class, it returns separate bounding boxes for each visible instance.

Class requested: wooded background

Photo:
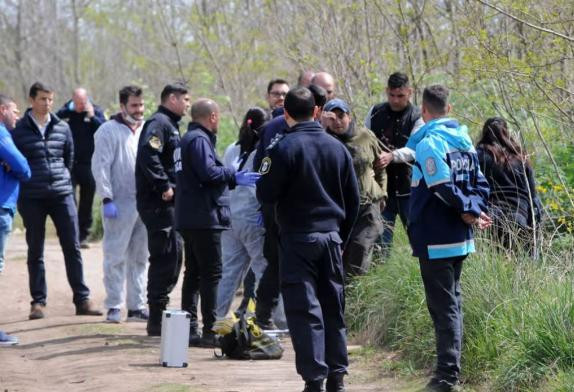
[1,0,573,228]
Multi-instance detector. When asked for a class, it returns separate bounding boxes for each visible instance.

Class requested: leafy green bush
[347,228,574,391]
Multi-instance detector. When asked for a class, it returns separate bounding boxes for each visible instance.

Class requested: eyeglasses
[269,91,287,98]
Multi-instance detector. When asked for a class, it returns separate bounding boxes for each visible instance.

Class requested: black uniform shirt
[256,120,360,244]
[135,105,182,210]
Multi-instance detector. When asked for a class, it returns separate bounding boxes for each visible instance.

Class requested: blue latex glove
[103,201,118,219]
[235,171,261,187]
[256,212,264,227]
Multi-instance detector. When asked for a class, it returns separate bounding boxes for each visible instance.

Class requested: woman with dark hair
[476,117,542,255]
[216,107,270,318]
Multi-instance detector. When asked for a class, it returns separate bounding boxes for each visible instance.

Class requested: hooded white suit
[92,115,148,311]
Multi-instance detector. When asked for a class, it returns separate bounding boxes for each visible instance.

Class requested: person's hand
[103,201,118,219]
[85,101,95,119]
[461,211,492,230]
[320,111,336,128]
[477,211,492,229]
[461,212,476,226]
[162,187,174,201]
[235,171,261,187]
[376,152,393,169]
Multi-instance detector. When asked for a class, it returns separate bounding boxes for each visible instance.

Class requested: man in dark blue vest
[257,87,360,392]
[13,82,102,320]
[174,98,260,347]
[365,72,424,255]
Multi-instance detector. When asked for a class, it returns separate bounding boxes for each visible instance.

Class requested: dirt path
[0,232,405,392]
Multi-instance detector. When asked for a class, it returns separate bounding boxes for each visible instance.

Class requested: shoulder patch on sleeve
[259,157,272,175]
[425,157,437,176]
[149,135,162,150]
[266,133,285,151]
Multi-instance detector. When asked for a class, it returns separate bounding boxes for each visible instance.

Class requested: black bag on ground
[218,315,283,360]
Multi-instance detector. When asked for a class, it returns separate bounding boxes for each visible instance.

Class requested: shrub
[347,227,574,391]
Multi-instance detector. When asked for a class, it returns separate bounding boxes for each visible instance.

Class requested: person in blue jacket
[174,98,260,347]
[0,95,30,274]
[0,94,31,345]
[406,85,491,392]
[257,87,360,392]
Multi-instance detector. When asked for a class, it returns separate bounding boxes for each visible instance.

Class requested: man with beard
[364,72,424,255]
[92,85,149,323]
[136,83,190,336]
[322,98,387,277]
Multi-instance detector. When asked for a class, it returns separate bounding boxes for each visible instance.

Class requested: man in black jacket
[13,82,102,320]
[56,88,106,247]
[174,98,260,347]
[257,87,360,392]
[364,72,424,255]
[136,83,190,336]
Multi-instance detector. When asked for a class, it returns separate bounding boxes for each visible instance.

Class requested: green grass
[347,226,574,391]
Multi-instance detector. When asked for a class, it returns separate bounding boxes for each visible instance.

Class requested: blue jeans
[379,194,410,255]
[0,208,14,273]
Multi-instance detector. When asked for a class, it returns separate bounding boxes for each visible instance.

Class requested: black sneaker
[326,373,345,392]
[199,331,220,348]
[255,318,278,331]
[188,330,202,347]
[303,379,324,392]
[425,378,461,392]
[127,309,149,322]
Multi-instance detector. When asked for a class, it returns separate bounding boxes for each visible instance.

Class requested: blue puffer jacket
[0,124,31,212]
[12,110,74,199]
[407,117,490,259]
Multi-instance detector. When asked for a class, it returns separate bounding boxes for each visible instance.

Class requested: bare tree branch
[474,0,574,42]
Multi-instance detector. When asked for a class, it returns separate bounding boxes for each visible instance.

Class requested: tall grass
[347,226,574,391]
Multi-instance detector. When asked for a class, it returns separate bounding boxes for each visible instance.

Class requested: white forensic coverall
[216,143,268,318]
[92,116,148,311]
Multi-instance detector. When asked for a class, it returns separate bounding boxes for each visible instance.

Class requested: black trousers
[255,203,280,323]
[139,206,182,308]
[280,232,348,382]
[419,255,466,383]
[17,194,90,305]
[343,203,383,276]
[72,163,96,242]
[180,229,223,334]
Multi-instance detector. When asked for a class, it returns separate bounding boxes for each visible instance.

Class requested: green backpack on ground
[217,314,284,360]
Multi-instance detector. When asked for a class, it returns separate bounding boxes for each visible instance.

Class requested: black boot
[188,328,201,347]
[146,304,165,336]
[326,373,345,392]
[302,379,324,392]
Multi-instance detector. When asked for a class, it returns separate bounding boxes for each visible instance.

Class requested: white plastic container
[159,310,191,367]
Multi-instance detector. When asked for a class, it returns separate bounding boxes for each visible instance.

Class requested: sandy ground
[0,232,407,392]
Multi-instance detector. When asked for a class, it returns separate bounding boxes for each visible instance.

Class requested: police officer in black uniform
[365,72,423,255]
[135,83,190,336]
[252,85,327,330]
[257,87,360,392]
